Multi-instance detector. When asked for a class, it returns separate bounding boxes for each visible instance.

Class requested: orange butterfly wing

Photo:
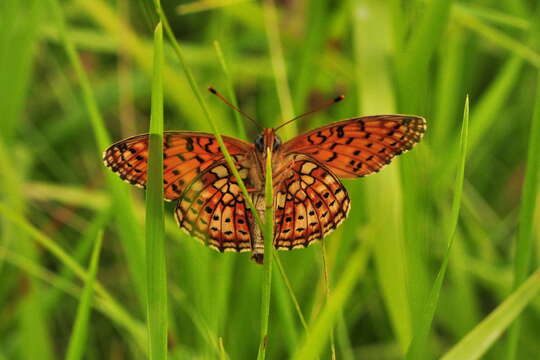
[174,160,254,252]
[273,158,350,249]
[281,115,426,178]
[103,132,255,252]
[273,115,426,248]
[103,132,252,200]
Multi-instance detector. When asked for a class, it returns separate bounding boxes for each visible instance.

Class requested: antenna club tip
[334,95,345,102]
[208,86,217,94]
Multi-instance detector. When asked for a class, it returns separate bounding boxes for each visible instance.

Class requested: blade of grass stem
[74,0,207,128]
[453,8,540,67]
[257,149,274,360]
[505,72,540,360]
[396,0,452,112]
[406,97,469,360]
[177,0,251,15]
[321,242,336,360]
[65,231,103,360]
[263,0,295,136]
[0,244,146,346]
[441,267,540,360]
[0,204,147,349]
[213,40,247,139]
[153,0,264,232]
[454,3,530,30]
[146,22,168,360]
[469,56,522,152]
[272,253,308,331]
[292,241,371,360]
[48,0,146,305]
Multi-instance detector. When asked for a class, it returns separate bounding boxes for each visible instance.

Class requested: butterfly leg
[249,193,265,264]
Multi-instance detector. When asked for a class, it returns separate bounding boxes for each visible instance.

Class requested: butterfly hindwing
[103,132,253,200]
[273,157,350,249]
[174,160,254,252]
[281,115,426,178]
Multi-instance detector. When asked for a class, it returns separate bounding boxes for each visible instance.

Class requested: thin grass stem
[213,40,248,139]
[321,242,336,360]
[65,231,103,360]
[257,149,275,360]
[405,97,469,360]
[153,0,264,232]
[146,22,168,360]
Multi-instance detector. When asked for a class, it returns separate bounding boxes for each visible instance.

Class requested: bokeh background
[1,0,539,359]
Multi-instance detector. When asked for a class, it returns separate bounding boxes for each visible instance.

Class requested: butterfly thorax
[249,128,286,192]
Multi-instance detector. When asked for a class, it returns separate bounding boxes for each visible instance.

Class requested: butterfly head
[254,128,281,155]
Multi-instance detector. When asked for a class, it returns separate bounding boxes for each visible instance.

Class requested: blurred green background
[1,0,539,359]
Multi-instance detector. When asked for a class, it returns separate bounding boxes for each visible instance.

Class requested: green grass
[65,231,103,360]
[146,22,168,360]
[1,0,539,359]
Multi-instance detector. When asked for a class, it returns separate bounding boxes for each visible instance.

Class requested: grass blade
[406,97,469,360]
[441,267,540,360]
[213,40,247,140]
[504,71,540,359]
[65,231,104,360]
[153,0,264,231]
[257,148,274,360]
[146,22,168,360]
[291,241,371,360]
[263,0,295,136]
[0,203,147,348]
[48,0,146,305]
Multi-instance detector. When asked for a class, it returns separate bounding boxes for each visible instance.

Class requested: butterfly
[103,90,426,264]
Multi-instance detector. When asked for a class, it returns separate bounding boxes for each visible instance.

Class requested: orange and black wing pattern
[103,132,253,201]
[103,132,255,252]
[281,115,426,178]
[174,160,254,252]
[273,158,350,249]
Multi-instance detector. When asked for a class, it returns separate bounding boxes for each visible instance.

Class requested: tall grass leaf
[291,241,371,360]
[291,0,327,113]
[353,1,412,351]
[441,267,540,360]
[396,0,453,112]
[0,204,147,349]
[48,0,146,306]
[257,148,274,360]
[74,0,207,128]
[505,72,540,360]
[65,231,103,360]
[146,22,168,360]
[406,96,469,360]
[213,40,247,140]
[454,9,540,67]
[455,3,530,30]
[263,0,295,137]
[153,0,264,231]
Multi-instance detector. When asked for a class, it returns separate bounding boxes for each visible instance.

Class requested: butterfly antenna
[275,95,345,131]
[208,86,262,129]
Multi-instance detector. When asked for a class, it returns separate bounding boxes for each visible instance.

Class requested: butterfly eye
[255,135,264,152]
[273,136,281,151]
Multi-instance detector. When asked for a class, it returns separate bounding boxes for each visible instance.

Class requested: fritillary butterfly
[103,94,426,264]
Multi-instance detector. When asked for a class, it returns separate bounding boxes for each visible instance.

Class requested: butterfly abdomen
[249,193,266,264]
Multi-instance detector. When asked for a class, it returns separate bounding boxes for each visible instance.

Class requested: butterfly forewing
[273,158,350,249]
[281,115,426,178]
[103,132,253,200]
